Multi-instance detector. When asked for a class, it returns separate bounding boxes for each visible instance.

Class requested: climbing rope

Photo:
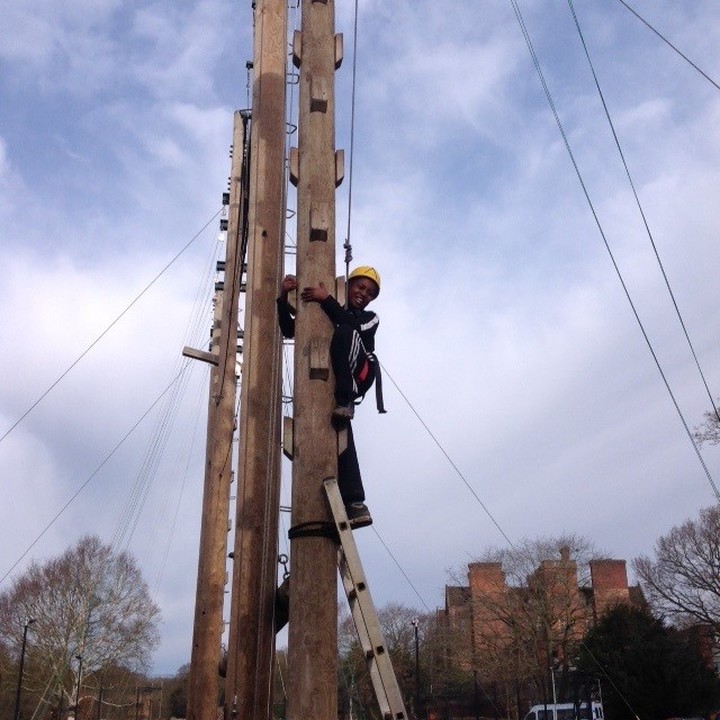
[342,0,361,294]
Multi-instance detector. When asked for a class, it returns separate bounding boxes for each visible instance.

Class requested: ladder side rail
[341,556,402,710]
[339,553,394,719]
[325,478,408,720]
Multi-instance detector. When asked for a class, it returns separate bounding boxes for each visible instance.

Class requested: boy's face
[348,277,379,310]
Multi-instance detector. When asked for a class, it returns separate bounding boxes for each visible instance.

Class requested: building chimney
[590,559,630,619]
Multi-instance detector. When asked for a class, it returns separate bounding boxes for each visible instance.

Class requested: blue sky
[2,0,720,675]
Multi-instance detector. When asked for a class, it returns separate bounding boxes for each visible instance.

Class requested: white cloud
[130,0,241,101]
[0,136,25,217]
[3,0,720,676]
[0,0,125,92]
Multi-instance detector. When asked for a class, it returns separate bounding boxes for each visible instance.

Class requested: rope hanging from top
[343,0,361,298]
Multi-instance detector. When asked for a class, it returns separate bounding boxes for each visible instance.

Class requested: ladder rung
[323,478,409,720]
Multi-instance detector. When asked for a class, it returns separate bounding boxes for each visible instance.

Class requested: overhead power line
[0,365,191,586]
[0,210,222,446]
[617,0,720,93]
[508,0,720,502]
[509,1,720,710]
[566,0,720,500]
[569,0,720,427]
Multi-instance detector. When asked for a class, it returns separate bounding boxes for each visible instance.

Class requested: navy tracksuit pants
[331,324,376,504]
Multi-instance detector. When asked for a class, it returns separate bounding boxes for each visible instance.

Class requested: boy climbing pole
[277,266,384,528]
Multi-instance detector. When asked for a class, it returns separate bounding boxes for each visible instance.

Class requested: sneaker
[332,402,355,422]
[345,502,373,529]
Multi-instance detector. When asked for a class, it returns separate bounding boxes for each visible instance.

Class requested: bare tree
[338,603,430,720]
[693,403,720,446]
[634,504,720,632]
[446,534,603,714]
[475,534,601,587]
[0,535,160,719]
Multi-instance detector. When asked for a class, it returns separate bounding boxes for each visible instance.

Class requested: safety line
[342,0,361,281]
[380,363,516,551]
[370,526,432,613]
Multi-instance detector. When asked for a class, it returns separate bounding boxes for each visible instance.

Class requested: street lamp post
[74,655,83,720]
[411,618,420,719]
[13,619,36,720]
[473,669,480,720]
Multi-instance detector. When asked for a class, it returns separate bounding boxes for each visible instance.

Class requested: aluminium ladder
[324,478,408,720]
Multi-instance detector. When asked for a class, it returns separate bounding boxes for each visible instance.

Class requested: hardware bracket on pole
[182,347,220,366]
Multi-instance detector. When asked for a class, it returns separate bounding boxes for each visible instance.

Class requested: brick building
[439,549,644,714]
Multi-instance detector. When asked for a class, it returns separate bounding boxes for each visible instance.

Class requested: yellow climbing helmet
[348,266,381,296]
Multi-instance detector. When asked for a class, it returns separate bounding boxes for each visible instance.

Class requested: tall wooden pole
[186,114,245,720]
[224,0,287,717]
[286,0,341,717]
